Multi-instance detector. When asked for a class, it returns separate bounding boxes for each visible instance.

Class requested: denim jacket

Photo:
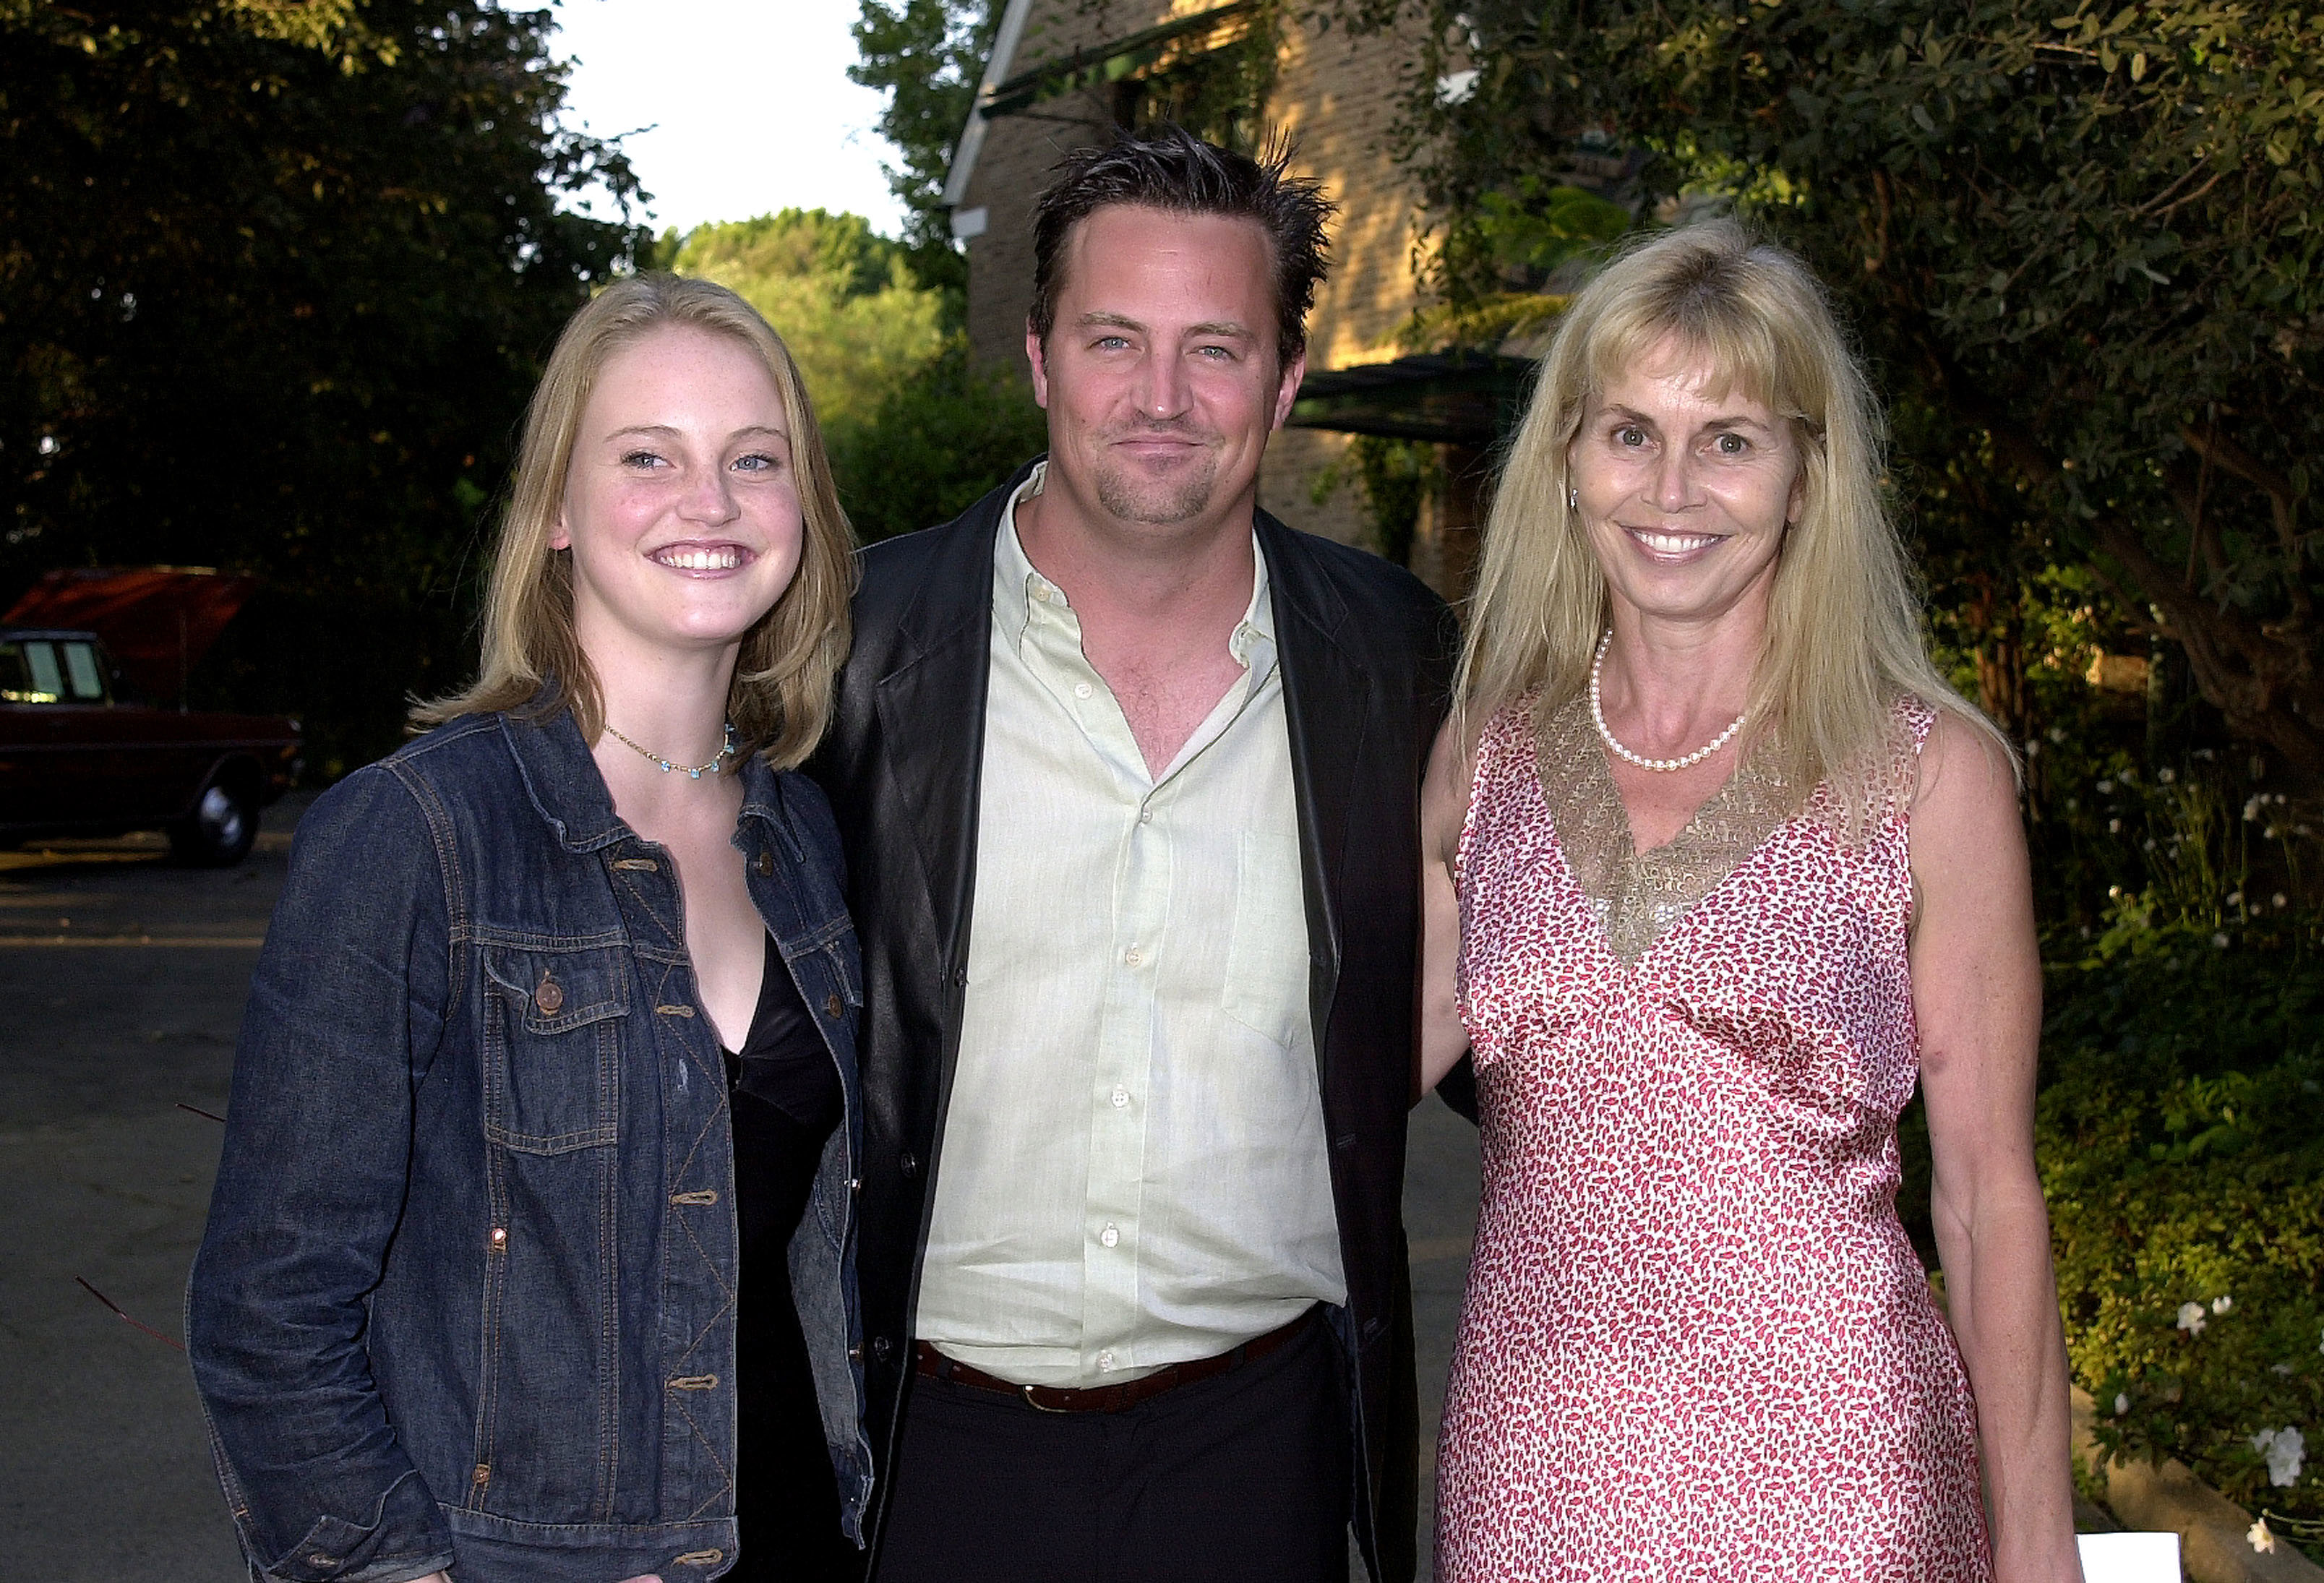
[187,704,871,1583]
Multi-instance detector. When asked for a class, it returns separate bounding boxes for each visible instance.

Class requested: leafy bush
[824,348,1047,544]
[2038,914,2324,1523]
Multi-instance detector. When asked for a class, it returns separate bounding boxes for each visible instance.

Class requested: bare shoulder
[1422,710,1488,865]
[1910,705,2028,877]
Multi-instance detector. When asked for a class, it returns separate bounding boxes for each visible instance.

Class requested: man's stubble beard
[1089,445,1223,527]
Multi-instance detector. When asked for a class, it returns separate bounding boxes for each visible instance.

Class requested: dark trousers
[872,1313,1352,1583]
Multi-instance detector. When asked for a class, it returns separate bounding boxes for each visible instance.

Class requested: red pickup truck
[0,570,301,865]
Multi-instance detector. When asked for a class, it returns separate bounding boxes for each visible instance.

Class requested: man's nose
[1135,351,1191,421]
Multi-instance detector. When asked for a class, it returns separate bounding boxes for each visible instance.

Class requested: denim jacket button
[755,850,773,878]
[533,971,563,1016]
[824,993,844,1020]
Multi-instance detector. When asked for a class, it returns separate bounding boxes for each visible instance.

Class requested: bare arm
[1418,715,1475,1096]
[1910,713,2082,1582]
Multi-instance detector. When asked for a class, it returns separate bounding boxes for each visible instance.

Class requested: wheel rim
[197,785,246,851]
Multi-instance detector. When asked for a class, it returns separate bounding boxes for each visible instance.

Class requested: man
[812,125,1456,1583]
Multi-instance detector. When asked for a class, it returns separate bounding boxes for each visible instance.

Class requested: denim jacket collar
[499,692,802,864]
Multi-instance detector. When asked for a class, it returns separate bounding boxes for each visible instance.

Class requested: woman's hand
[1910,713,2085,1582]
[1417,713,1478,1098]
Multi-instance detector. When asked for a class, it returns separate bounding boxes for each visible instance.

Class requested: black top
[722,934,855,1581]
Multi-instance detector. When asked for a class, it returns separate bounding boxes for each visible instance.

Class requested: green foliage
[0,0,646,771]
[850,0,1000,299]
[669,210,950,450]
[1470,178,1634,284]
[2039,917,2324,1522]
[1371,0,2324,789]
[1311,434,1438,566]
[826,346,1047,544]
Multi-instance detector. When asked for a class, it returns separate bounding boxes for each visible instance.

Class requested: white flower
[2252,1426,2306,1487]
[2109,818,2123,833]
[2159,766,2177,783]
[2216,1295,2234,1314]
[2100,779,2117,794]
[2252,1517,2276,1553]
[2114,1393,2131,1415]
[2178,1301,2209,1335]
[2247,794,2267,822]
[2277,893,2291,909]
[2229,891,2244,906]
[2213,932,2231,950]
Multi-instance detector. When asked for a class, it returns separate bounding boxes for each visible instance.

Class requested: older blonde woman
[1418,223,2082,1579]
[190,275,867,1583]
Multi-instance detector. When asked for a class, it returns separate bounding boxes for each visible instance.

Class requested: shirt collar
[991,460,1276,682]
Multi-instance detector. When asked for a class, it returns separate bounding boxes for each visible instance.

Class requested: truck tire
[169,775,259,867]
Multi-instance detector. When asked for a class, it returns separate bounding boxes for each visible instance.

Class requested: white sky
[551,0,912,240]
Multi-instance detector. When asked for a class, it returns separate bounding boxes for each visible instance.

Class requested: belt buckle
[1021,1383,1074,1415]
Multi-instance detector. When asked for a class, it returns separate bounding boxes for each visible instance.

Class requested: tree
[669,210,950,449]
[1,0,646,769]
[849,0,1000,300]
[1378,0,2324,790]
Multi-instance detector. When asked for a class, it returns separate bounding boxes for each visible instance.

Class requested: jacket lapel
[871,494,1008,974]
[1259,512,1370,1071]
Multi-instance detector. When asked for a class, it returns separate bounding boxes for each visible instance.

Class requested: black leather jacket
[810,460,1457,1582]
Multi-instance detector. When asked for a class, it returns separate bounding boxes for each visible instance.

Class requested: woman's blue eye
[734,452,781,473]
[1715,434,1748,455]
[1616,426,1647,447]
[621,450,664,468]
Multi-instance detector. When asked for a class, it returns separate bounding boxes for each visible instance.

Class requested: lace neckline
[1531,693,1795,963]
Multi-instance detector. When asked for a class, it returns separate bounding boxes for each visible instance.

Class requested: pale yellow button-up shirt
[913,466,1347,1388]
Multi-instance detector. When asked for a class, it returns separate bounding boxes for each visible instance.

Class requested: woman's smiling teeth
[652,545,745,571]
[1629,527,1723,555]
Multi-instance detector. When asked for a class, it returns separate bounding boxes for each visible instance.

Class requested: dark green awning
[1287,351,1537,445]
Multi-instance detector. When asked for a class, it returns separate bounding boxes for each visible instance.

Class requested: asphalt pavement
[0,794,1482,1582]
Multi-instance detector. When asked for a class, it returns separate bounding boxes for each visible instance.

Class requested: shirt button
[1097,1350,1117,1371]
[1137,809,1153,825]
[1123,948,1143,966]
[1110,1087,1129,1108]
[1099,1224,1120,1248]
[900,1152,919,1180]
[1034,585,1052,604]
[1074,682,1093,699]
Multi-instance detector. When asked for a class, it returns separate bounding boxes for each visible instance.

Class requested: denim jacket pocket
[480,944,627,1154]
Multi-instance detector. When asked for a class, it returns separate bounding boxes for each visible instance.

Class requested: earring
[1568,488,1579,512]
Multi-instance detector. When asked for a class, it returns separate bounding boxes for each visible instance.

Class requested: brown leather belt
[912,1308,1316,1415]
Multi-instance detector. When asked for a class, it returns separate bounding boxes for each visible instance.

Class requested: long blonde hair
[413,273,855,770]
[1459,218,2010,825]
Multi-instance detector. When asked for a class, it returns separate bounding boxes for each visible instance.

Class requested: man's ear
[1269,346,1308,432]
[1025,320,1052,410]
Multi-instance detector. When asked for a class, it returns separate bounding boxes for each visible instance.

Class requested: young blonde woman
[189,275,869,1583]
[1418,222,2083,1579]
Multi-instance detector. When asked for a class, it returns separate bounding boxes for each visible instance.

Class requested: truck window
[16,640,64,704]
[0,642,43,703]
[61,641,108,703]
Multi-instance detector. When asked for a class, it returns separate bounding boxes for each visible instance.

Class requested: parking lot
[0,794,1481,1580]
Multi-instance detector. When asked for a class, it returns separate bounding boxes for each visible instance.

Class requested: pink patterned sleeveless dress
[1434,694,1990,1581]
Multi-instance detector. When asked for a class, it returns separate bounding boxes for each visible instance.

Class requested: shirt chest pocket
[1220,830,1311,1050]
[480,945,628,1154]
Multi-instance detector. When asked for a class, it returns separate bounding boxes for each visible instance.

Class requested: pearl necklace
[602,721,737,780]
[1588,632,1746,773]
